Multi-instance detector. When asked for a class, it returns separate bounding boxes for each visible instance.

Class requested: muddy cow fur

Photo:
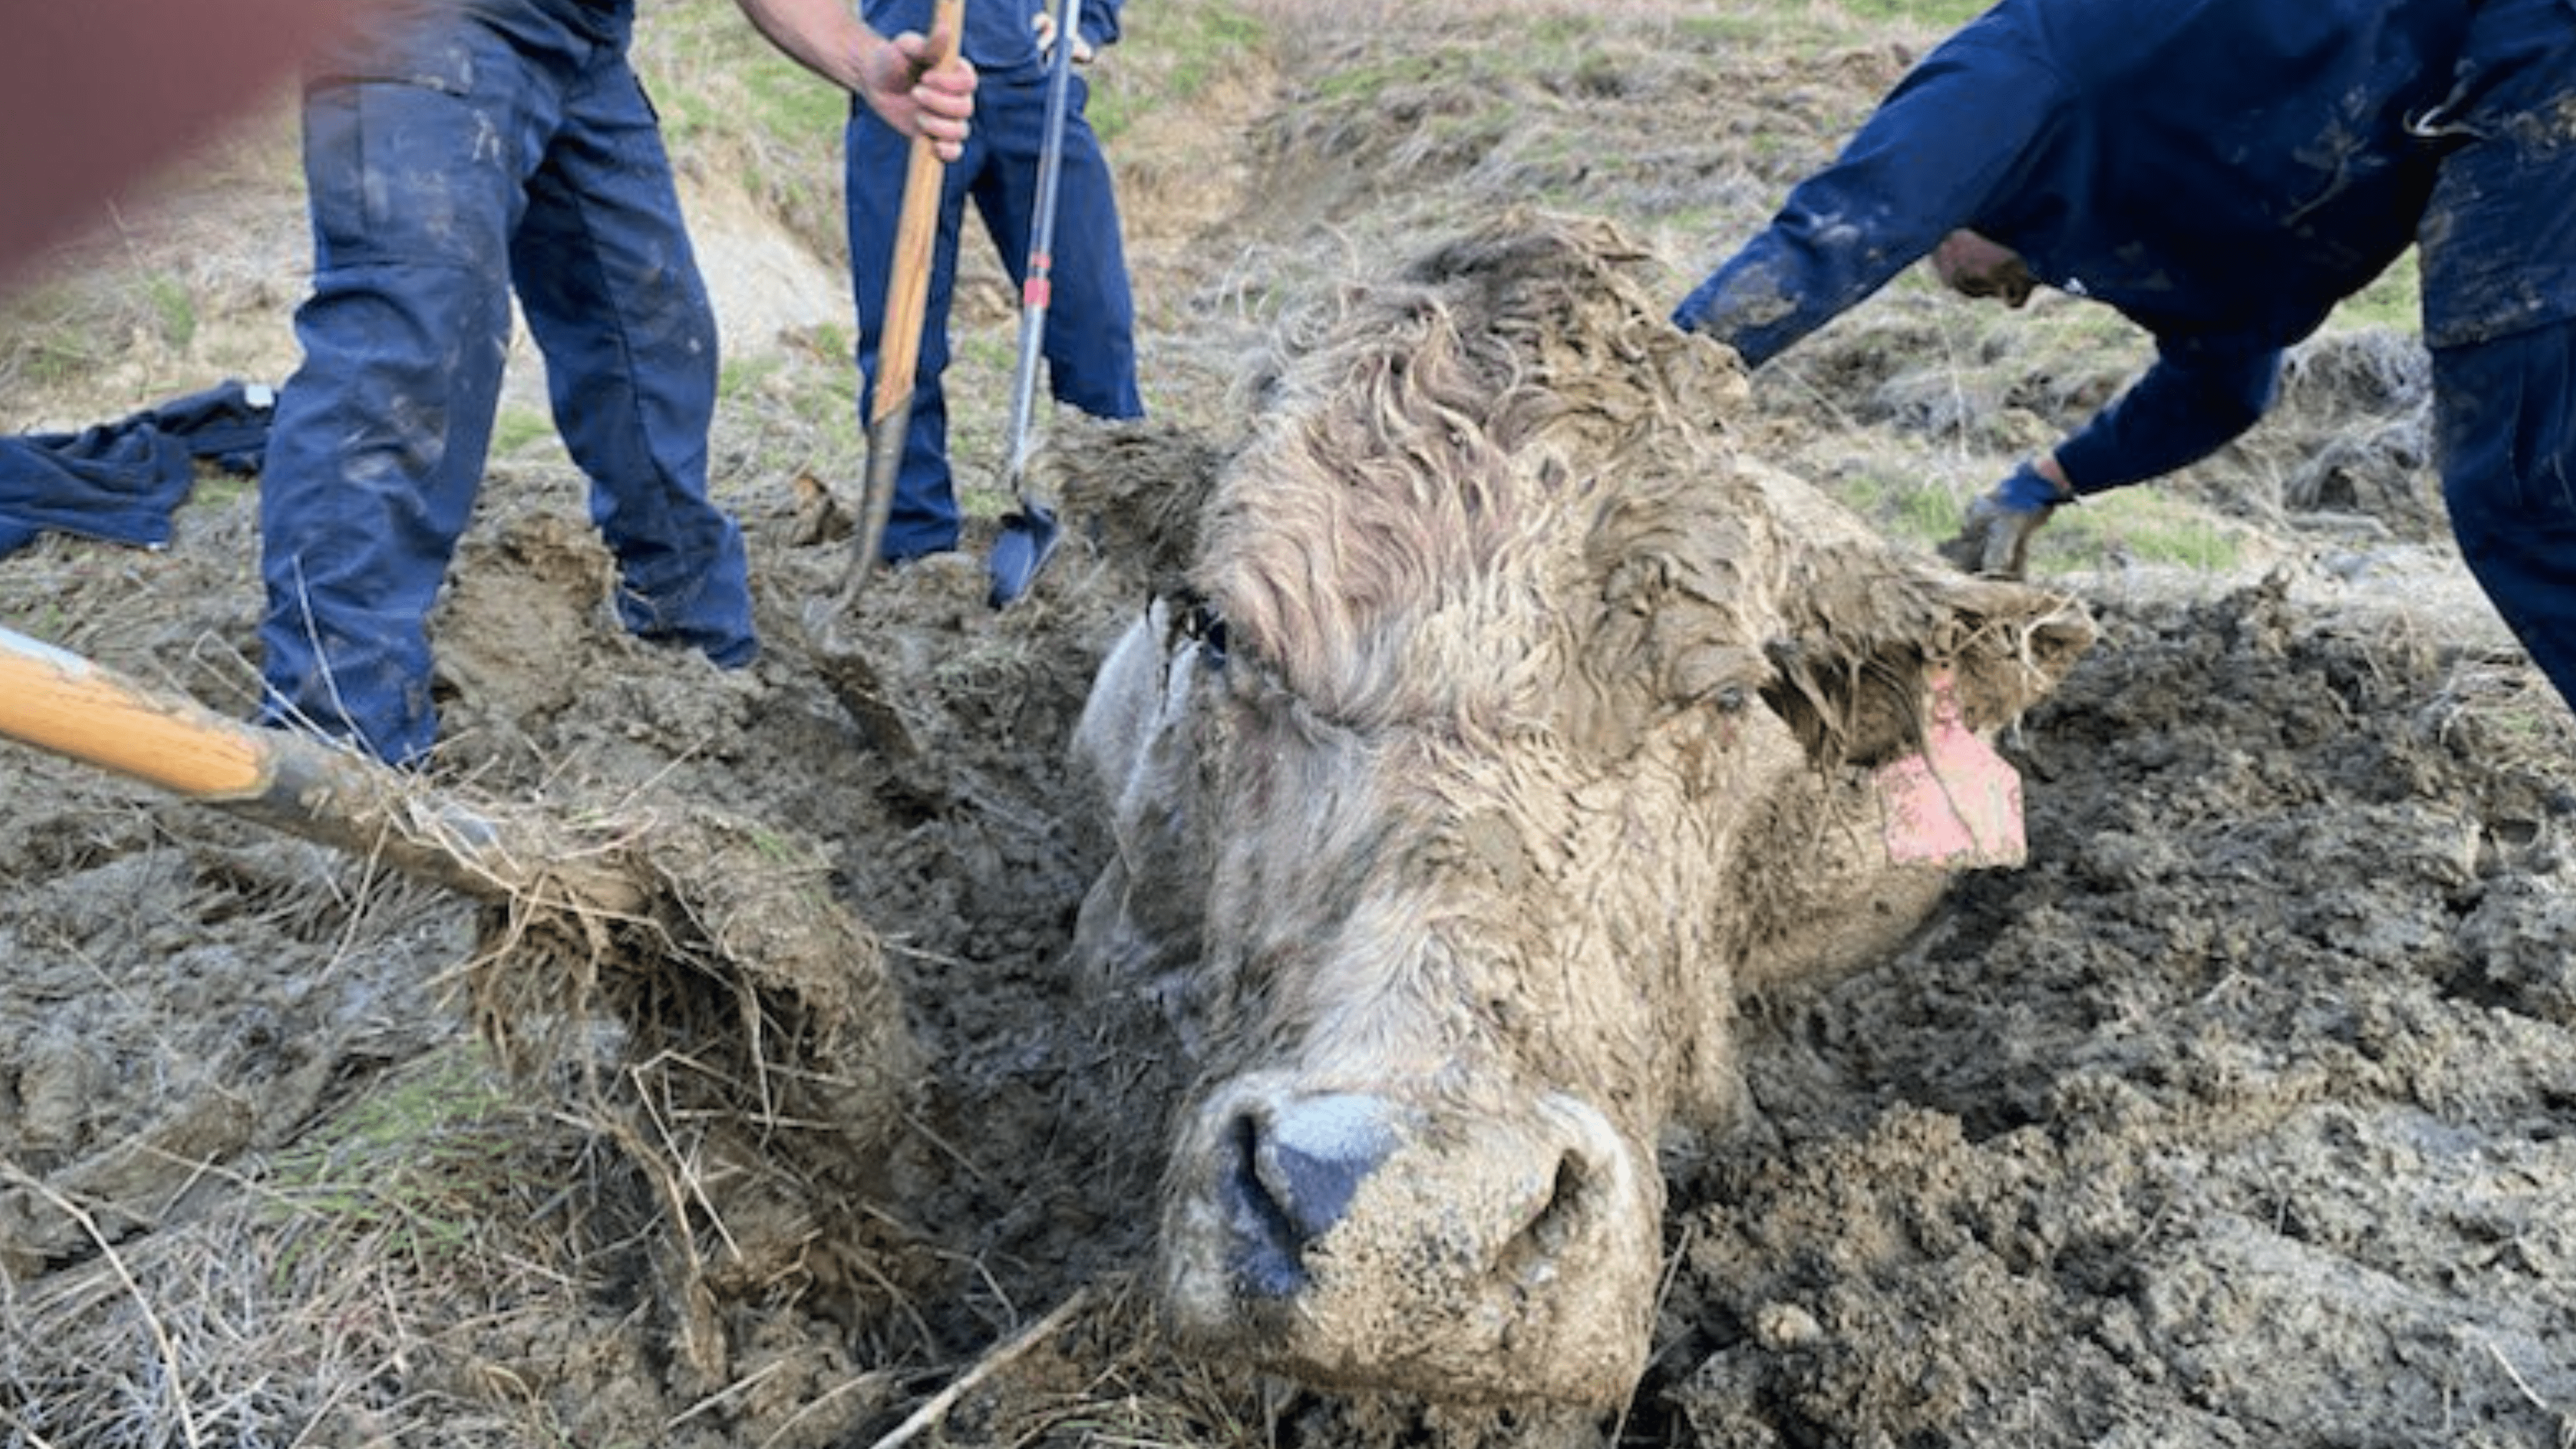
[1065,213,2095,1410]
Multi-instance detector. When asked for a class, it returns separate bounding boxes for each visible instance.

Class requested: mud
[4,5,2575,1446]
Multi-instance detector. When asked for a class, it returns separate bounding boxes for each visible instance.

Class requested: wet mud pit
[6,11,2576,1447]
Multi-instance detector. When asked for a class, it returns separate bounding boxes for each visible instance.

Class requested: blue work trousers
[2420,0,2576,716]
[844,70,1143,563]
[2436,323,2576,715]
[258,0,753,767]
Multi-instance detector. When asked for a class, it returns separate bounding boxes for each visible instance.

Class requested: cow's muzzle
[1159,1073,1660,1407]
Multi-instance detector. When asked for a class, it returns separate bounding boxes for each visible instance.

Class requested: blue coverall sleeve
[1671,39,2063,368]
[2052,332,2282,495]
[1081,0,1121,50]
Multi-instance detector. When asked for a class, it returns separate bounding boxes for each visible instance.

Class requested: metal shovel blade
[848,406,909,595]
[985,502,1061,609]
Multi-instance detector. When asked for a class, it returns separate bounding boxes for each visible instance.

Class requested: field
[4,2,2574,1445]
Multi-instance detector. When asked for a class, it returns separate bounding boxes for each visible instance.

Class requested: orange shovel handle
[849,0,967,588]
[0,625,631,907]
[0,624,273,799]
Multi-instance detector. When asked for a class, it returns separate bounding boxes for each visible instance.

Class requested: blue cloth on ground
[0,379,274,558]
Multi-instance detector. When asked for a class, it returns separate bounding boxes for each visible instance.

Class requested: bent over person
[1672,0,2576,715]
[257,0,976,768]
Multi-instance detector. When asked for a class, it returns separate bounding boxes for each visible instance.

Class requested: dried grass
[0,1058,601,1447]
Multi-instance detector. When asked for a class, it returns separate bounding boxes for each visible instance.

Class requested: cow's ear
[1759,542,2096,768]
[1037,416,1236,600]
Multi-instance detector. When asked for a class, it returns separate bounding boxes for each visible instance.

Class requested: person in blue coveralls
[1672,0,2576,716]
[844,0,1144,569]
[2416,0,2576,717]
[257,0,978,769]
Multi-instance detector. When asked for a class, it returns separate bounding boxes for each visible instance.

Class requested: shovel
[0,624,616,907]
[845,0,968,600]
[808,0,966,762]
[0,623,920,1150]
[982,0,1084,609]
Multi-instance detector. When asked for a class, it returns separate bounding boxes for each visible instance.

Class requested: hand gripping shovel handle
[849,0,967,597]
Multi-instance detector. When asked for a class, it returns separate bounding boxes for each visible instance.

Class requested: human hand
[864,24,978,160]
[1936,461,2072,580]
[1032,10,1095,64]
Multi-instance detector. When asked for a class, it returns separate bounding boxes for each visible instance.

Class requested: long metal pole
[1003,0,1084,482]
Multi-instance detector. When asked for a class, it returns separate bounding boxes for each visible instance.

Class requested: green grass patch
[1892,476,1974,544]
[23,336,102,389]
[798,320,855,368]
[2327,247,2422,334]
[795,376,862,437]
[261,1043,531,1279]
[1307,50,1469,106]
[744,49,853,139]
[1823,465,1971,547]
[191,469,254,510]
[145,272,198,353]
[3,282,113,388]
[2040,489,2246,574]
[1672,10,1835,46]
[719,353,786,402]
[5,601,71,639]
[489,405,556,459]
[653,86,723,144]
[1837,0,1992,30]
[1826,459,2247,577]
[1145,0,1267,109]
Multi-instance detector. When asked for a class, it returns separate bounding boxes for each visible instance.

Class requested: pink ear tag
[1874,670,2027,869]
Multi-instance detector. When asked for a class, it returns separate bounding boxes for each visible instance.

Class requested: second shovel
[983,0,1086,609]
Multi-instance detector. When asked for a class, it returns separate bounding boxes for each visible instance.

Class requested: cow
[1064,213,2095,1410]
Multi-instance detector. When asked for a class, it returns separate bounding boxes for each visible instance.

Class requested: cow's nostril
[1217,1094,1401,1299]
[1218,1113,1307,1298]
[1494,1133,1610,1286]
[1257,1094,1398,1238]
[1526,1154,1588,1258]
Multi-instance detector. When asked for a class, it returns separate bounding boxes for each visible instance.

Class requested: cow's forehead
[1185,213,2092,762]
[1190,214,1770,655]
[1204,515,1780,769]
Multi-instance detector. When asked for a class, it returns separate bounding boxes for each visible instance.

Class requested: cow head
[1066,215,2094,1408]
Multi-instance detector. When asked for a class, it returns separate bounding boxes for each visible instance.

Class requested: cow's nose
[1219,1092,1399,1296]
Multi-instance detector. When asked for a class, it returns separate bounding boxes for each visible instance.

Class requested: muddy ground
[5,5,2576,1446]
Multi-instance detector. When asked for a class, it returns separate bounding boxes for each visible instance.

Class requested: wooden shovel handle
[0,624,478,888]
[0,625,272,799]
[869,0,966,429]
[0,625,649,910]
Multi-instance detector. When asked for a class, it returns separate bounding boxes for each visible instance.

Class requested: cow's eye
[1182,597,1229,670]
